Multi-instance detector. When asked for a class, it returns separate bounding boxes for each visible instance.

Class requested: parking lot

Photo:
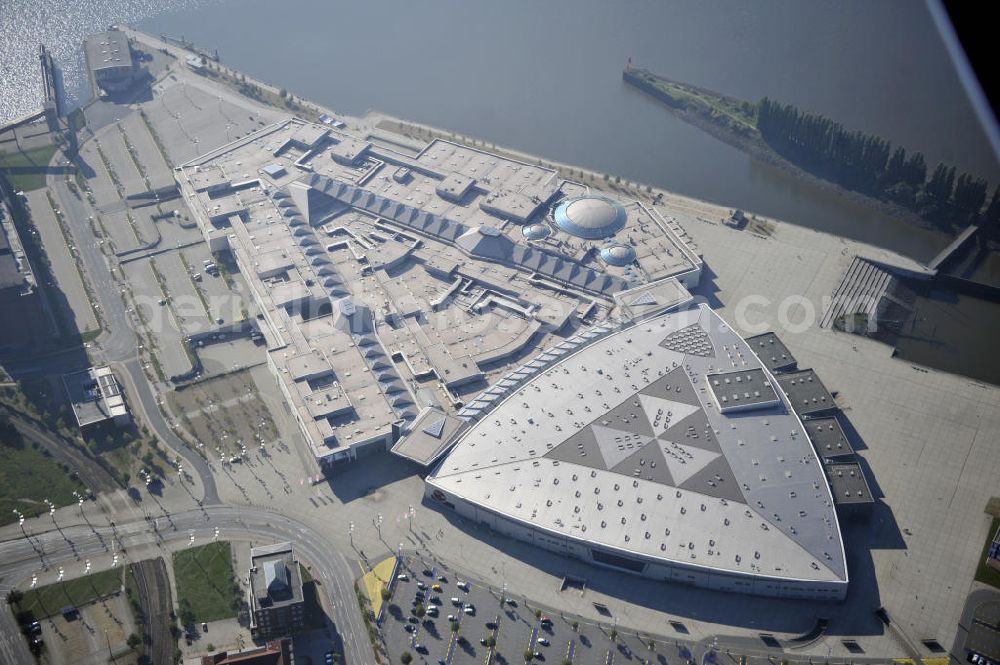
[383,558,690,665]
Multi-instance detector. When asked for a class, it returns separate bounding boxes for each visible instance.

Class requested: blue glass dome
[553,196,627,239]
[522,223,552,240]
[600,243,637,267]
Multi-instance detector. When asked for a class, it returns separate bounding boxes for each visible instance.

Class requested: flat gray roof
[824,462,874,505]
[62,366,128,427]
[177,118,702,463]
[803,416,854,459]
[250,542,304,609]
[391,408,467,466]
[745,332,797,373]
[705,368,779,412]
[84,30,132,73]
[776,369,837,417]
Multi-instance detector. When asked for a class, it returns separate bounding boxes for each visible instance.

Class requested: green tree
[380,587,392,601]
[926,162,956,202]
[450,620,460,634]
[953,173,988,214]
[524,649,535,662]
[401,651,413,665]
[414,603,425,618]
[884,146,906,184]
[126,633,142,650]
[984,184,1000,227]
[609,628,618,642]
[178,599,195,627]
[902,152,926,187]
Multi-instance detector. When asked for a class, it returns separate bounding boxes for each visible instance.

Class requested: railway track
[130,558,174,665]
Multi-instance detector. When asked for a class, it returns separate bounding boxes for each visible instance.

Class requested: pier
[927,223,979,271]
[38,44,61,118]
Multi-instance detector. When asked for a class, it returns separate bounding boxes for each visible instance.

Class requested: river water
[4,0,1000,381]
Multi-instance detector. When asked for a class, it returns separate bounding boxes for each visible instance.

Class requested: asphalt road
[0,505,377,665]
[44,145,220,506]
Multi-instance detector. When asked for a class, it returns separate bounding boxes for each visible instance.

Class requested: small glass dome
[600,243,637,267]
[522,223,552,240]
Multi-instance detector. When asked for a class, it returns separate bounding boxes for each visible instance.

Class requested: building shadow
[0,182,93,385]
[425,497,895,639]
[324,451,422,504]
[837,412,869,453]
[294,578,346,664]
[689,263,723,309]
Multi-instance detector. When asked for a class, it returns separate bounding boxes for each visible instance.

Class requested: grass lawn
[0,143,59,191]
[172,541,238,623]
[16,567,122,619]
[974,517,1000,589]
[0,423,86,526]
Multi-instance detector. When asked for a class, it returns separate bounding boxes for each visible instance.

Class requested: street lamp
[349,521,354,546]
[407,505,414,532]
[376,513,382,538]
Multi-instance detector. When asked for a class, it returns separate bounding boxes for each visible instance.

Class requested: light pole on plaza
[349,521,354,547]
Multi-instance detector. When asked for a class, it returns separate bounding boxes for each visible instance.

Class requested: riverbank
[623,66,946,239]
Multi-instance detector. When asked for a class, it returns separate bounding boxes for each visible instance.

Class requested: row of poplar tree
[756,97,1000,227]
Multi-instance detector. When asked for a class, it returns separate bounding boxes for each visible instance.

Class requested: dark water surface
[5,0,999,381]
[136,0,999,262]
